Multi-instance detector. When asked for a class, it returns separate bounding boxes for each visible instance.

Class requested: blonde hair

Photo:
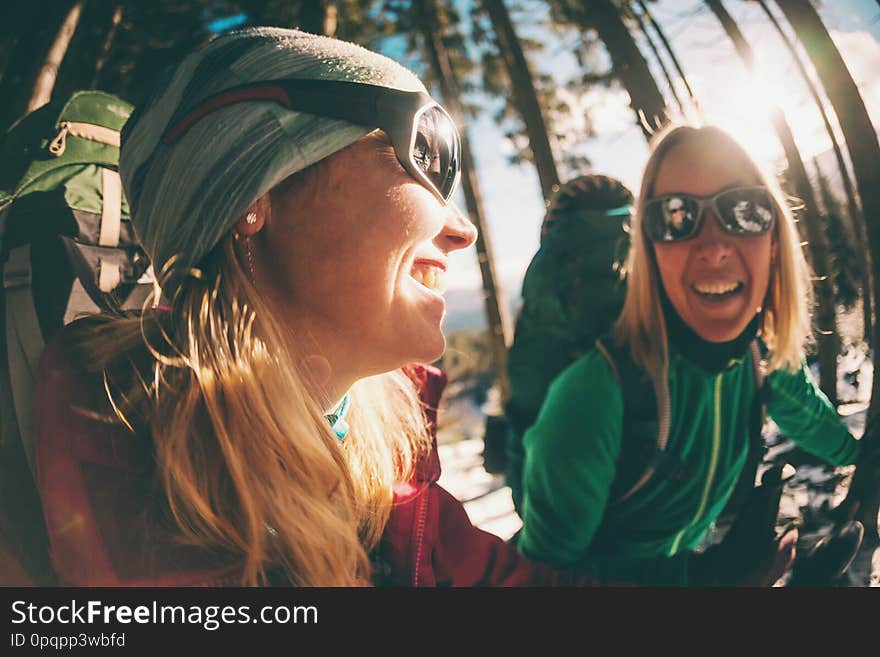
[615,123,813,376]
[76,232,431,586]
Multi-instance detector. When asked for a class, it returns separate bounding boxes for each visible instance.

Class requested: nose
[693,208,733,266]
[437,203,478,253]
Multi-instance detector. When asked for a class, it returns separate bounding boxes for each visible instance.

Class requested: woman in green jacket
[518,124,861,586]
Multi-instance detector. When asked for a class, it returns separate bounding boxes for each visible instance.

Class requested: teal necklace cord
[325,392,351,441]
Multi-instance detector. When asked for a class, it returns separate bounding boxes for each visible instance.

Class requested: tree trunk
[775,0,880,541]
[635,0,699,112]
[757,0,872,345]
[777,117,839,407]
[630,4,685,115]
[90,2,123,89]
[323,2,338,37]
[299,0,337,37]
[0,3,73,131]
[581,0,668,139]
[27,0,85,112]
[415,0,513,403]
[482,0,560,201]
[705,0,838,405]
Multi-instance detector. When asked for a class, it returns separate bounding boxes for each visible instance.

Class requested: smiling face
[650,138,776,343]
[256,131,476,392]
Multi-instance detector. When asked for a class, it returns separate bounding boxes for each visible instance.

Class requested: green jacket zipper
[669,372,724,555]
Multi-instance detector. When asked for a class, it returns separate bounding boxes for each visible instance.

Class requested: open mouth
[410,262,447,294]
[691,280,744,301]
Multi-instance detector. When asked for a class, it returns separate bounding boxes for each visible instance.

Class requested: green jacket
[518,345,861,585]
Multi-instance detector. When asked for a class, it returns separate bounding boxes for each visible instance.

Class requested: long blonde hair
[76,227,431,586]
[615,124,813,376]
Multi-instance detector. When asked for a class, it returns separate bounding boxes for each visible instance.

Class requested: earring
[232,211,258,284]
[245,236,256,284]
[239,212,258,284]
[232,234,257,284]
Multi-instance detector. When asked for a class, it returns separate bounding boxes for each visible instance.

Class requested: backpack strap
[719,339,769,519]
[3,245,44,475]
[97,168,123,292]
[595,336,673,505]
[98,168,122,248]
[742,339,767,473]
[750,339,765,396]
[749,339,767,458]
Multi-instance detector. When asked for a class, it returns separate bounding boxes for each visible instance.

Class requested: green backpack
[504,175,766,518]
[505,175,634,512]
[0,91,153,583]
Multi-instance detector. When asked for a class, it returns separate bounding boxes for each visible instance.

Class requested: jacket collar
[401,363,447,484]
[661,293,758,374]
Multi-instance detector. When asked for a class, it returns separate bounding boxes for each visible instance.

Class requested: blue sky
[444,0,880,300]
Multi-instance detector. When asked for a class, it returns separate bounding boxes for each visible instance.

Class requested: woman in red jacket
[34,27,596,587]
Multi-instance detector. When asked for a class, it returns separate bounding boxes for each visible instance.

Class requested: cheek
[748,243,773,300]
[741,235,773,283]
[653,244,689,296]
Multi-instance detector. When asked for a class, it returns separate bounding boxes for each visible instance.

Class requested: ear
[770,238,779,264]
[235,194,270,236]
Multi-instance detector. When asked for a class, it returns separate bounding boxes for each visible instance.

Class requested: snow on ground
[437,437,522,541]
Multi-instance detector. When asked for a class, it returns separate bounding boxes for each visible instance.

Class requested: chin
[416,333,447,364]
[391,331,446,367]
[691,318,752,343]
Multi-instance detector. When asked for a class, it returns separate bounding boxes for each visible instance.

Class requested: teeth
[694,281,740,295]
[411,264,446,293]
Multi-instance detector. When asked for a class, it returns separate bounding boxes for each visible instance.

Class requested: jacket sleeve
[765,361,860,466]
[429,484,603,586]
[517,350,624,567]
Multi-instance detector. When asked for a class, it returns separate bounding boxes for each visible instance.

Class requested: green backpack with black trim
[505,175,634,513]
[0,91,153,583]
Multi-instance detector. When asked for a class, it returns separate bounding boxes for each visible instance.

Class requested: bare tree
[414,0,513,402]
[629,2,685,114]
[633,1,699,112]
[548,0,669,139]
[775,0,880,542]
[298,0,338,36]
[28,0,85,112]
[91,3,123,89]
[756,0,871,344]
[481,0,560,202]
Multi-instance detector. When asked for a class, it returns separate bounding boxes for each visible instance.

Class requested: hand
[690,525,798,587]
[850,445,880,500]
[740,525,799,587]
[787,521,864,587]
[834,442,880,523]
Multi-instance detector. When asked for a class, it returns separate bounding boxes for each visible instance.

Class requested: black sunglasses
[644,186,776,243]
[162,78,462,204]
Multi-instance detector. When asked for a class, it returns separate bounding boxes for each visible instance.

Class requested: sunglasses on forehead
[162,78,462,204]
[643,186,776,243]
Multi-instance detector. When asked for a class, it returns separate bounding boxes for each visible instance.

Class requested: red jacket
[34,331,598,587]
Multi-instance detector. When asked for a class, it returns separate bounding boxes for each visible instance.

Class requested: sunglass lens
[715,188,775,234]
[413,107,460,201]
[646,195,700,241]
